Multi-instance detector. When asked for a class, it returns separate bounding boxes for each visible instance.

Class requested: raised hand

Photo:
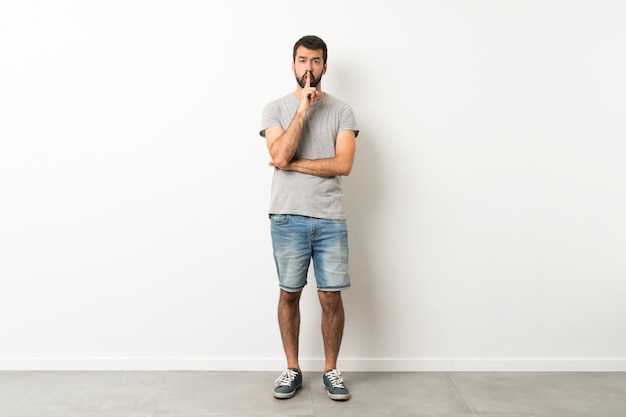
[298,71,320,112]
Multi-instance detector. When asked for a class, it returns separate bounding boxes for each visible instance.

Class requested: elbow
[272,157,290,170]
[340,163,353,176]
[336,153,354,176]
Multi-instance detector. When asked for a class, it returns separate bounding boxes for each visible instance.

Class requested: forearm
[279,130,356,177]
[268,110,306,168]
[286,157,352,177]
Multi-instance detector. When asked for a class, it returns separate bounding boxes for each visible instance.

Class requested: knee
[318,290,342,311]
[280,289,302,305]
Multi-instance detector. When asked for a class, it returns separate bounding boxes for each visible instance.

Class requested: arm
[264,113,305,169]
[266,74,320,169]
[273,129,357,177]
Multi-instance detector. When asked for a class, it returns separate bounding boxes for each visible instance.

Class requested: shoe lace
[274,369,298,387]
[325,369,345,388]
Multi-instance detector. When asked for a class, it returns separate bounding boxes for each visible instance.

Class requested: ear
[322,63,327,74]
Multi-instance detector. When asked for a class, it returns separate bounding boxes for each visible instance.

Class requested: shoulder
[264,93,297,110]
[322,94,354,111]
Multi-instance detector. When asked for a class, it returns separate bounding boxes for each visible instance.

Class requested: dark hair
[293,35,328,64]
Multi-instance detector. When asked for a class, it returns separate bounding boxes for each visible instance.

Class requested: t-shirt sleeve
[260,102,280,138]
[339,103,359,138]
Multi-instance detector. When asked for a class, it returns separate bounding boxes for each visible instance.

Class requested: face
[293,46,326,88]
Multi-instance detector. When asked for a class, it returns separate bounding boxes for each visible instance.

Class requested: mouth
[296,71,319,88]
[306,73,318,87]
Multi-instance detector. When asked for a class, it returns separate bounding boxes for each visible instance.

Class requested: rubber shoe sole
[273,381,302,399]
[324,385,351,401]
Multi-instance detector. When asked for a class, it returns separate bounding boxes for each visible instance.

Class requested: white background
[1,0,625,371]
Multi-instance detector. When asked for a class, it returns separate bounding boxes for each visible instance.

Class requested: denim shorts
[270,214,350,292]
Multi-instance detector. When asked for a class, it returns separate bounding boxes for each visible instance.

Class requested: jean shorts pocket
[269,214,289,225]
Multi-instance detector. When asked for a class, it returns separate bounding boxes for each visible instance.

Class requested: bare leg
[318,290,345,371]
[278,289,302,370]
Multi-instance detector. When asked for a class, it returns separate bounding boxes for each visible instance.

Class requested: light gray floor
[1,371,625,417]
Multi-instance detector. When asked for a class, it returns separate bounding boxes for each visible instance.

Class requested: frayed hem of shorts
[279,285,305,293]
[316,285,351,292]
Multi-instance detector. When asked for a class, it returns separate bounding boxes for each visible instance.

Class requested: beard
[296,72,323,88]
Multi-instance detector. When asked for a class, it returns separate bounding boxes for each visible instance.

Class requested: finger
[305,71,311,89]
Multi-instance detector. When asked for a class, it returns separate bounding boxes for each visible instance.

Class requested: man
[259,35,359,401]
